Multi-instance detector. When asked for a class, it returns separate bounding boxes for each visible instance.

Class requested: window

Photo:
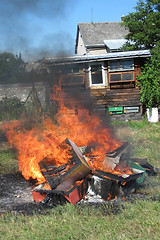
[109,59,133,71]
[110,61,121,71]
[122,72,133,81]
[89,63,106,87]
[109,59,135,87]
[110,72,134,82]
[121,60,133,70]
[61,75,84,85]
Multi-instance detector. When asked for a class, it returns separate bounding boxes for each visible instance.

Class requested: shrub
[0,97,25,121]
[137,45,160,108]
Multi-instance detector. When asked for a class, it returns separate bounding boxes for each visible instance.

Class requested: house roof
[76,22,129,48]
[42,50,151,66]
[103,39,128,51]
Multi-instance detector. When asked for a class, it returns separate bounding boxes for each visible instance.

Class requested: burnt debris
[32,139,158,205]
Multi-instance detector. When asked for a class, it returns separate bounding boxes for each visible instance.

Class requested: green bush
[137,45,160,108]
[0,97,26,121]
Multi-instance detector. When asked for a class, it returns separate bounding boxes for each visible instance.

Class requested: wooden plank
[106,101,142,107]
[62,85,142,110]
[90,89,141,96]
[106,91,141,96]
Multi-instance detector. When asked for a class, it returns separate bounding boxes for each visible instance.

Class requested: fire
[3,86,127,183]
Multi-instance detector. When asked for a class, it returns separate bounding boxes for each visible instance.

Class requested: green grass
[0,120,160,240]
[0,200,160,240]
[0,149,19,174]
[113,120,160,196]
[113,120,160,168]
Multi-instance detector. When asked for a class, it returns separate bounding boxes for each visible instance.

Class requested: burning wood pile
[32,139,157,205]
[2,86,158,206]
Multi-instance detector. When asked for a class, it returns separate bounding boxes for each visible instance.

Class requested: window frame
[109,71,135,83]
[89,62,106,87]
[109,59,134,72]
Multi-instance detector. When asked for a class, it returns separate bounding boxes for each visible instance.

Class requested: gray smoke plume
[0,0,75,61]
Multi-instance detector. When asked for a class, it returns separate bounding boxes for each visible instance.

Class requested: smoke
[0,0,75,61]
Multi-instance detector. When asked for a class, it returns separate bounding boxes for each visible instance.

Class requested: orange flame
[3,86,129,183]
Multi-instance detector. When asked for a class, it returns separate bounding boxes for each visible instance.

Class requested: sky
[0,0,138,62]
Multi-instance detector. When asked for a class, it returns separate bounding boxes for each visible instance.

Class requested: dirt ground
[0,173,44,214]
[0,127,47,214]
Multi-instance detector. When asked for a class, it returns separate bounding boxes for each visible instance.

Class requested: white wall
[76,31,87,55]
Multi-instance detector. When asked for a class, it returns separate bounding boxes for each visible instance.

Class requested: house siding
[76,31,87,55]
[86,48,107,55]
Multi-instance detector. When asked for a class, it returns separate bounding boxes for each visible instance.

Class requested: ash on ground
[0,172,159,215]
[0,173,39,214]
[0,173,119,214]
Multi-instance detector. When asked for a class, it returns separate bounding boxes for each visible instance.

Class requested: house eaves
[86,44,105,49]
[41,50,151,66]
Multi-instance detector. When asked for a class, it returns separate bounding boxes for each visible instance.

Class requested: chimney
[121,14,125,21]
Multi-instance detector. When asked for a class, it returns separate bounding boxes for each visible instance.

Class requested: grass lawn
[0,120,160,240]
[0,200,160,240]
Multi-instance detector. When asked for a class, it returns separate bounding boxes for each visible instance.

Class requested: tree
[122,0,160,111]
[0,52,25,83]
[122,0,160,50]
[137,44,160,108]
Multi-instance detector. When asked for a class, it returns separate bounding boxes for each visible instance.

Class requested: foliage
[0,52,25,83]
[136,45,160,108]
[122,0,160,50]
[0,97,26,121]
[121,0,160,108]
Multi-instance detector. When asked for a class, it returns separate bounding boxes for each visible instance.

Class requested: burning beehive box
[32,139,151,205]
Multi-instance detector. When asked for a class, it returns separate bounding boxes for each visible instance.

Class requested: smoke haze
[0,0,76,61]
